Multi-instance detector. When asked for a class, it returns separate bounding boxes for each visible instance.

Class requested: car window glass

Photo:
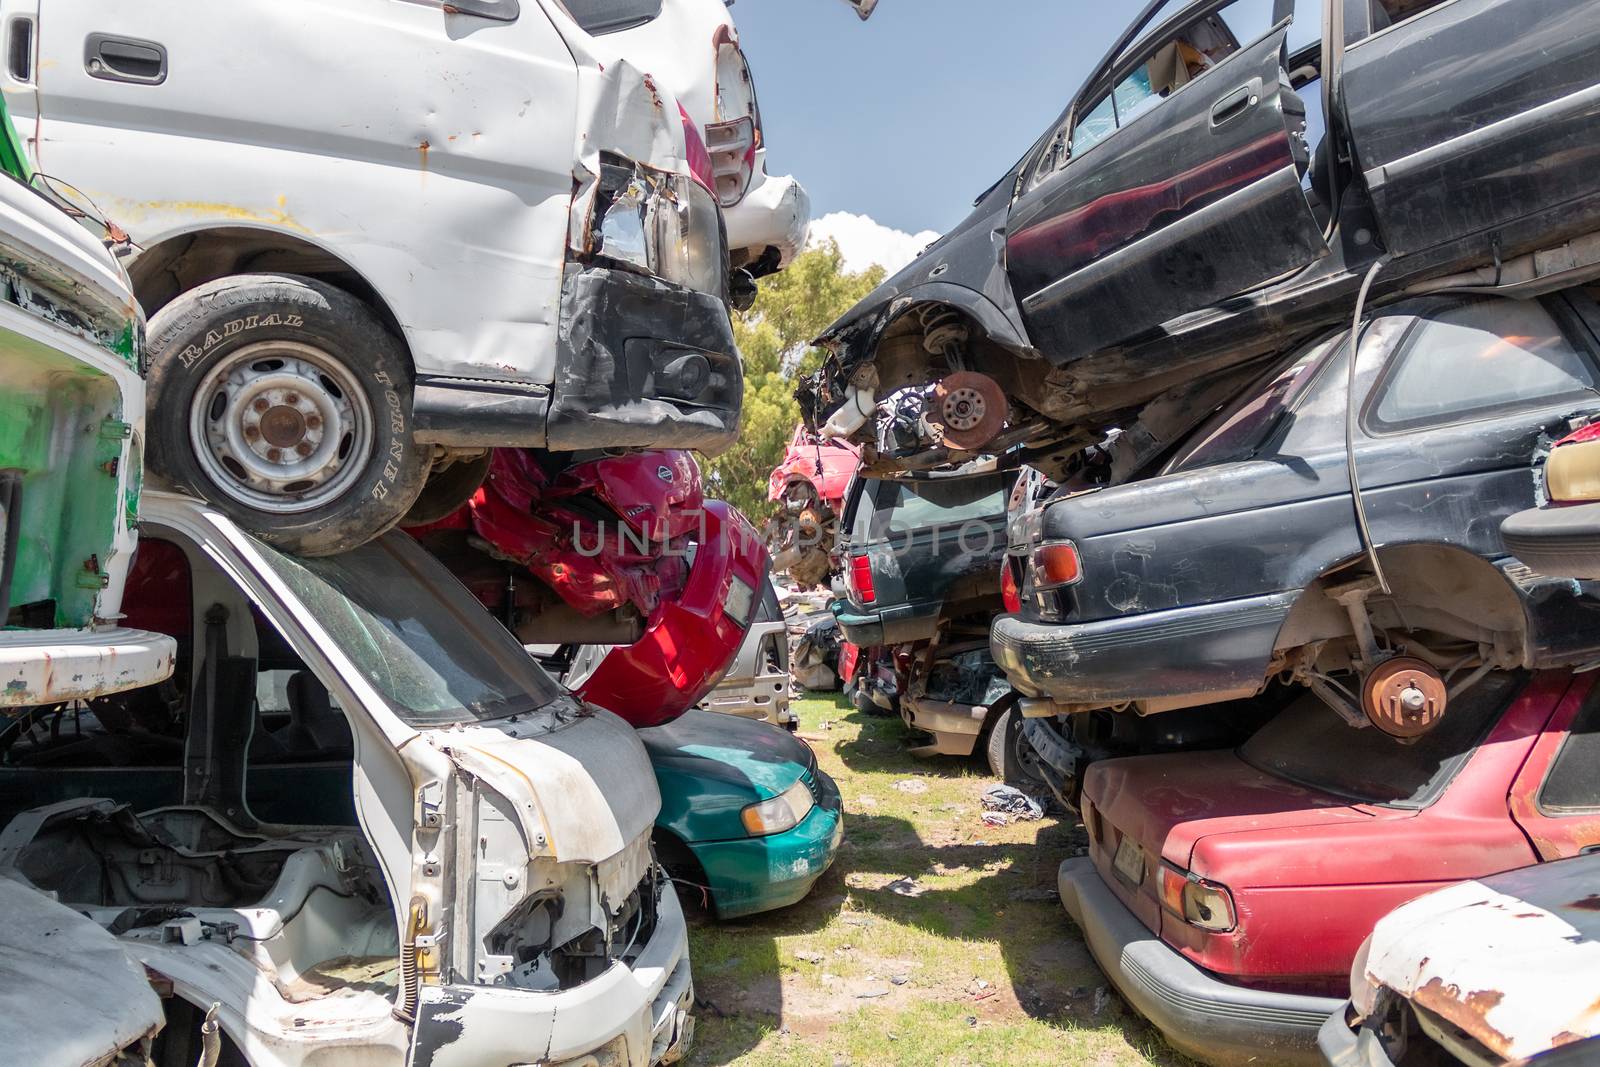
[1540,690,1600,812]
[1284,0,1324,54]
[860,476,1007,541]
[1239,672,1521,808]
[255,533,563,727]
[755,577,783,624]
[555,0,663,34]
[1164,335,1339,473]
[1367,300,1598,433]
[1070,93,1119,155]
[1071,0,1280,158]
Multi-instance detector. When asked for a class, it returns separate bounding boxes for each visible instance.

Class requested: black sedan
[993,290,1600,734]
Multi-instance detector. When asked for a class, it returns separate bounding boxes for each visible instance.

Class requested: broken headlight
[593,156,728,299]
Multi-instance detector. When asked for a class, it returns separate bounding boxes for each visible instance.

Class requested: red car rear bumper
[1058,856,1337,1067]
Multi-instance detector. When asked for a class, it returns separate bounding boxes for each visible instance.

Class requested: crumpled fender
[578,501,768,727]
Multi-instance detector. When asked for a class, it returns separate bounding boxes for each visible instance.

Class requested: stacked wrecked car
[799,0,1600,1064]
[0,1,849,1065]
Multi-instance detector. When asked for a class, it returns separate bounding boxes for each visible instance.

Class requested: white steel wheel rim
[188,341,375,515]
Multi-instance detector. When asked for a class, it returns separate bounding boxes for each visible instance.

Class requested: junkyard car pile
[0,1,851,1064]
[797,0,1600,1063]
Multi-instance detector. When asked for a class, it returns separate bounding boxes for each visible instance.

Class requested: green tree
[704,240,884,521]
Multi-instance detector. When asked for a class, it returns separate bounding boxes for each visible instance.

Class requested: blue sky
[732,0,1126,236]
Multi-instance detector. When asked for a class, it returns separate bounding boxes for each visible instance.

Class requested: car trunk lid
[1082,749,1372,935]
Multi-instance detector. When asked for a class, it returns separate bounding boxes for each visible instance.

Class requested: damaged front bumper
[413,881,693,1067]
[546,265,741,455]
[687,768,843,920]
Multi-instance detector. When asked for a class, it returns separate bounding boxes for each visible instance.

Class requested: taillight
[678,104,715,195]
[1033,540,1082,589]
[705,116,756,207]
[1545,422,1600,503]
[848,554,876,604]
[1001,561,1022,613]
[1158,864,1236,932]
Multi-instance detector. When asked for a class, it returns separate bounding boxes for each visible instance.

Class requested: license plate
[1113,836,1145,886]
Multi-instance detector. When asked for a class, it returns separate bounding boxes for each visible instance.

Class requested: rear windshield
[256,533,562,727]
[1238,671,1523,809]
[1163,335,1338,474]
[850,474,1009,541]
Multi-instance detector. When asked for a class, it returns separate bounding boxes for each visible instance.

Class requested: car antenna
[1345,255,1392,596]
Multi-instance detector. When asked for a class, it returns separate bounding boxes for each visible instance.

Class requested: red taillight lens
[849,554,876,604]
[1001,561,1022,613]
[1556,423,1600,448]
[678,103,715,195]
[1034,541,1082,589]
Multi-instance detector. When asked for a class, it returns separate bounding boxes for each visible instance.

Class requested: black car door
[1338,0,1600,261]
[1006,0,1328,365]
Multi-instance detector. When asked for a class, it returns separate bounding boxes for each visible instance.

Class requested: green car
[642,709,843,920]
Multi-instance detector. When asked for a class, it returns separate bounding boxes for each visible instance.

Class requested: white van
[0,491,691,1067]
[0,1,741,554]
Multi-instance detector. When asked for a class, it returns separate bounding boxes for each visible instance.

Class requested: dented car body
[0,98,175,705]
[1322,851,1600,1065]
[4,0,740,550]
[802,0,1600,479]
[995,292,1600,725]
[1062,669,1600,1067]
[0,491,692,1067]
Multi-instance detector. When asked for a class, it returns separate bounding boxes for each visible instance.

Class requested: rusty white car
[1322,851,1600,1066]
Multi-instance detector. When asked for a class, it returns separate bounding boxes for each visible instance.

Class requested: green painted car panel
[640,709,843,918]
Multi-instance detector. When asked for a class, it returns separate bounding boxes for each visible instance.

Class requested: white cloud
[806,211,940,277]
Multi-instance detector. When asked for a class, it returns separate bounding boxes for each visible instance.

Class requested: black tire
[984,699,1039,786]
[146,274,429,556]
[403,450,492,526]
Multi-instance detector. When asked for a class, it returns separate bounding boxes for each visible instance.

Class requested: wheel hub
[189,341,374,515]
[1361,656,1448,738]
[929,371,1007,451]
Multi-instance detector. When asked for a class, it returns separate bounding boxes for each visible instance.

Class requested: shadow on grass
[686,694,1196,1066]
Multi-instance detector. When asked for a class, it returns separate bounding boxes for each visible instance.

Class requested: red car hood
[1085,749,1373,873]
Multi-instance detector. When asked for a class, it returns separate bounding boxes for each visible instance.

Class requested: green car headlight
[740,779,815,836]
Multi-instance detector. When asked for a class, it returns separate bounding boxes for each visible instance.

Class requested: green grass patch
[686,694,1195,1066]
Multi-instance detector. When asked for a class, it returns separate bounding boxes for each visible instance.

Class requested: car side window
[1540,691,1600,812]
[1365,300,1598,434]
[1068,0,1279,158]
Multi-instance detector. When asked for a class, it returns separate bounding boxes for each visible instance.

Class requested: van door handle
[1209,78,1261,129]
[84,33,166,85]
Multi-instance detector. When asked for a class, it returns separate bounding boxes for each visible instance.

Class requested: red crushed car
[1057,670,1600,1067]
[408,448,767,727]
[767,425,860,587]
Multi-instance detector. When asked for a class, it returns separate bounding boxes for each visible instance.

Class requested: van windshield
[255,533,562,727]
[1238,672,1522,809]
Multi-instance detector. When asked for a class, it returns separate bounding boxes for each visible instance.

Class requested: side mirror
[730,268,758,313]
[841,0,877,20]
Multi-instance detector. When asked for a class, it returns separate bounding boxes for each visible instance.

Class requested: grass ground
[685,693,1196,1067]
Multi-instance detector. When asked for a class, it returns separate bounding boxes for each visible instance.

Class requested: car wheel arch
[128,224,410,356]
[1272,542,1533,673]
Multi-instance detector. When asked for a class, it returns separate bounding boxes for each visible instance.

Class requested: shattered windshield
[254,533,562,727]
